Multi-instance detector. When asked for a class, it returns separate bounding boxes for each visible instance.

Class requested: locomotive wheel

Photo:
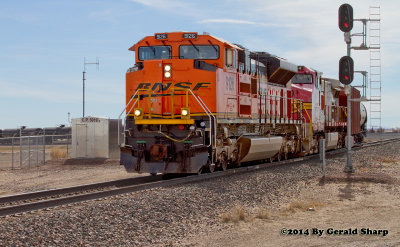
[220,160,228,171]
[207,163,215,173]
[203,159,215,173]
[220,152,228,171]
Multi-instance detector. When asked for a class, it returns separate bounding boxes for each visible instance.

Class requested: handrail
[118,87,216,151]
[118,89,141,145]
[303,104,313,141]
[187,89,213,146]
[195,93,216,148]
[324,105,348,125]
[118,89,153,145]
[188,89,215,166]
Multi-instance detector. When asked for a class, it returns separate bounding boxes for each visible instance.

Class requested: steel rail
[0,175,161,205]
[1,137,399,217]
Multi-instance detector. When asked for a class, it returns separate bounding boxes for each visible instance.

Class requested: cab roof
[129,31,242,51]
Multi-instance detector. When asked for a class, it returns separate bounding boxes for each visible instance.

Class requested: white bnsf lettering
[81,117,101,123]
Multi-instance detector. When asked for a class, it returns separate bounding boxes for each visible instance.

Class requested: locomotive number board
[155,33,168,40]
[182,33,197,39]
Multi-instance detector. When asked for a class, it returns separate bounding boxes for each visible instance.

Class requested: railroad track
[1,137,399,217]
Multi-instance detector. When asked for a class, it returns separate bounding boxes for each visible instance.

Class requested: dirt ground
[1,135,399,246]
[195,153,400,246]
[0,158,141,196]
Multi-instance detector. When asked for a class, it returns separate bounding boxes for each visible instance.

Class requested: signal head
[338,4,353,33]
[339,56,354,85]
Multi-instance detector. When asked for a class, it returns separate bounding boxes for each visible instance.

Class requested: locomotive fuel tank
[237,136,283,163]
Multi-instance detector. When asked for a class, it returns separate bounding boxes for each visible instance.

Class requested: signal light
[339,56,354,85]
[338,4,353,32]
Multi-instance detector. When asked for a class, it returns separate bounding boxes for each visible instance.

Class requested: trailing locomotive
[120,32,365,174]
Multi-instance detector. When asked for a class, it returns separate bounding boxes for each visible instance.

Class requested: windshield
[179,45,219,59]
[138,46,171,60]
[291,74,313,84]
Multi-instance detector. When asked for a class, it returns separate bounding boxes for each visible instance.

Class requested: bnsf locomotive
[120,32,367,174]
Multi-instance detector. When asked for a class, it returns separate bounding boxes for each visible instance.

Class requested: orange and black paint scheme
[121,32,223,174]
[120,32,364,174]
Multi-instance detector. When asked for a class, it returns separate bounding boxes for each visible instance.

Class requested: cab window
[138,46,171,60]
[225,48,233,67]
[179,45,219,59]
[291,74,313,84]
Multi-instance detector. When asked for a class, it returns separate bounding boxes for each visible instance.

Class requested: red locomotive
[120,32,366,174]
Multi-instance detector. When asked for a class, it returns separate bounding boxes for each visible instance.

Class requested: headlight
[134,108,142,117]
[164,64,172,79]
[181,109,189,116]
[181,108,190,119]
[164,71,172,78]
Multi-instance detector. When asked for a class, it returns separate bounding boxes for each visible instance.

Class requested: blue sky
[0,0,398,129]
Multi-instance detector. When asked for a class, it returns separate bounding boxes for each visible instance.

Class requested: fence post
[36,136,39,166]
[19,136,22,168]
[28,136,31,168]
[11,137,14,170]
[66,134,69,158]
[43,131,46,165]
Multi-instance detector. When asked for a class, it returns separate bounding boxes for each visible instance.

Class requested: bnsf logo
[136,82,211,92]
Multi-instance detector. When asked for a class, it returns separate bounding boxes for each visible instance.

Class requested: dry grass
[380,158,397,164]
[359,167,372,172]
[256,207,270,220]
[221,206,271,223]
[0,146,14,152]
[50,147,67,159]
[286,200,323,213]
[221,206,248,223]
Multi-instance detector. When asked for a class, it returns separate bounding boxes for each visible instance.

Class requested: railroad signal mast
[338,3,355,173]
[338,3,381,172]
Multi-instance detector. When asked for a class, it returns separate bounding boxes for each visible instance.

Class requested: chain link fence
[0,134,71,170]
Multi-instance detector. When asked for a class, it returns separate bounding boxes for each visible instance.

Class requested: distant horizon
[1,123,399,131]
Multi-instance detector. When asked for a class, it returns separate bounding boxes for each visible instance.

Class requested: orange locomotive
[120,31,365,174]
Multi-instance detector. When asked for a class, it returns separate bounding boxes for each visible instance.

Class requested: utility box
[71,116,122,159]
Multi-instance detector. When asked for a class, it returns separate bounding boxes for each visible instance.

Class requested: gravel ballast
[0,141,399,246]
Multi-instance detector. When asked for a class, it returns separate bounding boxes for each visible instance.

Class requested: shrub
[256,207,270,219]
[221,205,247,223]
[286,200,323,213]
[50,147,67,159]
